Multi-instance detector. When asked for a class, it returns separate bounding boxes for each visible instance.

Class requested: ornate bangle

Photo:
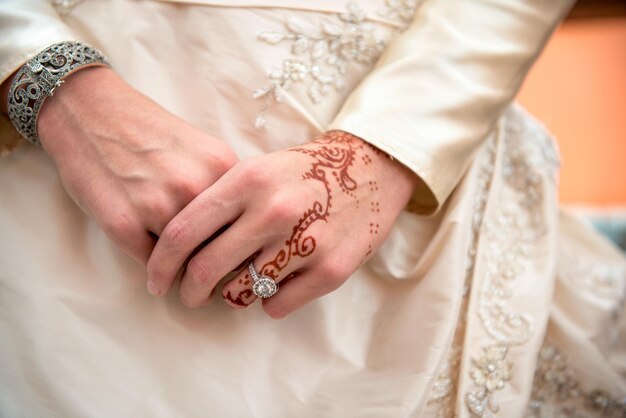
[6,41,109,146]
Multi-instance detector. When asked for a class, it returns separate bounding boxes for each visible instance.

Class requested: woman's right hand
[32,66,238,264]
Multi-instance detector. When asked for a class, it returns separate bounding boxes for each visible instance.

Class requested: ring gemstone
[253,276,279,298]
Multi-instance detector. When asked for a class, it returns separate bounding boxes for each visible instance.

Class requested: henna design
[369,222,379,235]
[224,273,255,308]
[223,288,254,308]
[223,131,366,307]
[364,142,387,157]
[371,201,380,213]
[358,243,374,266]
[237,273,251,286]
[260,131,363,278]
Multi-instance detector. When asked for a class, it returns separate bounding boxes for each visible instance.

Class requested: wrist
[37,66,120,157]
[326,130,421,206]
[6,42,109,146]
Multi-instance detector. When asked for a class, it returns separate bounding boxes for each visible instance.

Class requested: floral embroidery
[253,1,424,128]
[378,0,426,26]
[466,346,513,417]
[253,2,387,128]
[428,346,461,416]
[465,106,560,416]
[429,356,456,401]
[50,0,83,15]
[525,343,626,418]
[476,202,534,346]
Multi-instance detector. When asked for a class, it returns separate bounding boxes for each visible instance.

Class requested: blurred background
[517,0,626,250]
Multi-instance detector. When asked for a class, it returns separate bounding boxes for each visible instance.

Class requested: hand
[35,66,238,264]
[146,130,419,318]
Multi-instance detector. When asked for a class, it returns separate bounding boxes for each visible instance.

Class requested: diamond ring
[248,262,279,298]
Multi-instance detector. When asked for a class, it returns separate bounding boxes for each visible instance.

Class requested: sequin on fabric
[464,107,560,417]
[50,0,84,15]
[525,343,626,418]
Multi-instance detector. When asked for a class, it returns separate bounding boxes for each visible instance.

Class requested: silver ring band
[7,41,109,145]
[248,262,279,298]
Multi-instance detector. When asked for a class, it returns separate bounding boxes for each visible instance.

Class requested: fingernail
[147,280,161,296]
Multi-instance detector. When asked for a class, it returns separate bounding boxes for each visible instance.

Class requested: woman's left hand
[146,130,419,318]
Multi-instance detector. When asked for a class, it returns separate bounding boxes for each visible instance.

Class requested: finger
[132,232,158,265]
[261,262,349,319]
[221,248,303,310]
[146,183,244,296]
[177,212,268,308]
[99,210,157,265]
[114,231,157,265]
[142,198,180,238]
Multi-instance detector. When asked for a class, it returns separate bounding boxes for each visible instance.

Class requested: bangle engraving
[7,41,109,145]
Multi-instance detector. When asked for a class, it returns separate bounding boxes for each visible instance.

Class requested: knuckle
[213,147,238,174]
[179,291,202,308]
[165,170,203,200]
[175,179,204,202]
[235,158,267,187]
[102,213,138,242]
[318,262,350,290]
[185,258,213,287]
[143,196,174,222]
[161,219,191,247]
[265,198,297,223]
[194,142,238,176]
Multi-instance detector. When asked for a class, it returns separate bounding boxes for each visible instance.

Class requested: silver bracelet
[7,41,109,146]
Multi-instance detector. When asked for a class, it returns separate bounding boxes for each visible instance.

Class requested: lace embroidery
[50,0,83,15]
[465,107,560,417]
[253,1,423,128]
[525,343,626,418]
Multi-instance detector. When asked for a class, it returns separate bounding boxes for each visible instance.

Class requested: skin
[2,66,420,317]
[1,66,238,264]
[147,130,419,319]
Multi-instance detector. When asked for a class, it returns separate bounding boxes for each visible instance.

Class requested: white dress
[0,1,624,417]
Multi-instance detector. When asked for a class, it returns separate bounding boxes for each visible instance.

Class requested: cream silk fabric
[1,1,625,417]
[0,0,575,214]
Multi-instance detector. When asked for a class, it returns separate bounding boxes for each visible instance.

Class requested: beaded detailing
[378,0,426,26]
[525,343,626,418]
[426,136,498,418]
[50,0,83,15]
[253,2,385,128]
[428,347,461,417]
[253,1,423,128]
[465,106,560,417]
